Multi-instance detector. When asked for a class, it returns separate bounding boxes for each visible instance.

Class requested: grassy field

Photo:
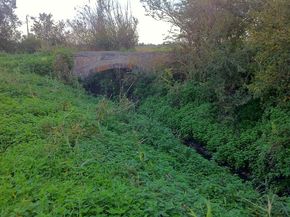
[0,53,289,216]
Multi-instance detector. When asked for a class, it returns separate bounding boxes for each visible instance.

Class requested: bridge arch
[83,65,143,97]
[74,51,172,97]
[90,63,140,74]
[73,51,172,79]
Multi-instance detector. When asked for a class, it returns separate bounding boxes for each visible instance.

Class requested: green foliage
[248,0,290,104]
[52,48,75,84]
[0,0,21,52]
[138,80,290,195]
[0,49,75,84]
[138,0,290,195]
[141,0,289,112]
[1,55,289,216]
[19,36,42,53]
[0,52,54,75]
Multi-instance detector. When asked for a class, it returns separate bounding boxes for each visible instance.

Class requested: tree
[248,0,290,104]
[0,0,21,52]
[141,0,255,55]
[141,0,258,115]
[140,0,251,75]
[68,0,138,50]
[31,13,67,48]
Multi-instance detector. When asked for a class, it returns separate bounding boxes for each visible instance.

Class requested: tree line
[0,0,138,52]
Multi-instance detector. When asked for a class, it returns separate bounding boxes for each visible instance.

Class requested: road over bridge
[73,51,172,79]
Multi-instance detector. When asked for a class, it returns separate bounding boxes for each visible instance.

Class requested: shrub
[22,54,54,76]
[19,36,42,53]
[52,49,74,83]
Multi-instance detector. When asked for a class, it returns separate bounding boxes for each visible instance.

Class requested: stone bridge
[73,51,172,79]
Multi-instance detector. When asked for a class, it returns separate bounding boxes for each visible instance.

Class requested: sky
[15,0,172,44]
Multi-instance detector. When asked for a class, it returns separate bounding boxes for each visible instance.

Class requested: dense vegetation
[135,78,290,194]
[2,53,290,216]
[137,0,290,195]
[0,0,289,215]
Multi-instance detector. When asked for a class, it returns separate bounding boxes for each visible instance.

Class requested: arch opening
[83,67,141,98]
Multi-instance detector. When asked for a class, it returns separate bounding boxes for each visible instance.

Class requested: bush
[19,36,42,53]
[22,54,54,76]
[52,49,74,84]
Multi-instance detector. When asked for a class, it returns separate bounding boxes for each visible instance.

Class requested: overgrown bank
[136,79,290,195]
[134,0,290,197]
[1,53,289,216]
[84,69,290,197]
[82,62,290,196]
